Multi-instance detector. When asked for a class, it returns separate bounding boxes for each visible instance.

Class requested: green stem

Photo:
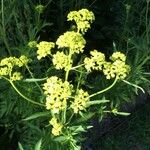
[1,0,11,55]
[138,55,150,67]
[9,80,45,107]
[146,1,149,45]
[65,51,72,81]
[25,65,43,94]
[65,70,69,81]
[123,80,145,93]
[45,0,53,8]
[66,113,74,125]
[89,77,118,98]
[71,64,84,70]
[76,70,83,91]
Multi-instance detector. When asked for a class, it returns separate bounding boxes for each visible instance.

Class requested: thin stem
[63,51,73,123]
[1,0,11,55]
[89,77,118,98]
[66,113,74,125]
[138,55,150,67]
[71,64,84,70]
[45,0,53,8]
[25,65,43,94]
[9,80,45,107]
[146,1,149,45]
[65,70,69,81]
[76,69,84,91]
[65,52,72,81]
[123,80,145,93]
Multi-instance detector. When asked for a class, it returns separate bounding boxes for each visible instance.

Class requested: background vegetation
[0,0,150,149]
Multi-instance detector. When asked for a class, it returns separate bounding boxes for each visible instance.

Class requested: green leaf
[87,100,110,106]
[18,142,24,150]
[22,112,50,121]
[34,139,42,150]
[54,136,67,142]
[76,112,95,123]
[70,126,86,135]
[23,78,47,82]
[116,112,131,116]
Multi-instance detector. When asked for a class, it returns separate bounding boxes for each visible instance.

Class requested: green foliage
[0,0,150,149]
[96,104,150,150]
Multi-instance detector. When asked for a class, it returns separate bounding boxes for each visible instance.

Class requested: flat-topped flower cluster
[0,55,29,81]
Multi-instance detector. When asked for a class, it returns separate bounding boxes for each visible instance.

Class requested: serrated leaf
[22,112,50,121]
[34,139,42,150]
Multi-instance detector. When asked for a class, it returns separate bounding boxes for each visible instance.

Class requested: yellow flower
[43,76,73,113]
[35,5,45,14]
[49,117,63,136]
[0,55,29,78]
[18,55,29,67]
[28,41,37,48]
[0,67,10,76]
[100,52,130,80]
[49,117,57,126]
[84,50,105,72]
[10,72,23,81]
[0,57,17,69]
[56,31,86,53]
[103,60,130,80]
[46,97,64,114]
[67,9,95,34]
[70,89,89,114]
[52,51,72,71]
[37,41,55,60]
[110,52,126,62]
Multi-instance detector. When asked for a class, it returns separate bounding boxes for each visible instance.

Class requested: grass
[94,101,150,150]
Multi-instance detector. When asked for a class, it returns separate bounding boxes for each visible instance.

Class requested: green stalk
[138,55,150,67]
[89,77,118,98]
[146,0,149,45]
[123,80,145,93]
[1,0,11,55]
[63,51,73,123]
[9,80,45,107]
[71,64,84,70]
[25,65,44,94]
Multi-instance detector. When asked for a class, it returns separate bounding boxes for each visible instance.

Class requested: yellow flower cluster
[103,52,130,80]
[28,41,37,48]
[84,51,130,80]
[0,56,29,81]
[84,50,105,72]
[43,76,73,114]
[10,72,23,81]
[70,89,89,114]
[36,41,55,60]
[110,52,126,62]
[19,55,29,66]
[52,51,72,71]
[67,9,95,34]
[49,117,63,136]
[56,31,86,53]
[35,5,45,14]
